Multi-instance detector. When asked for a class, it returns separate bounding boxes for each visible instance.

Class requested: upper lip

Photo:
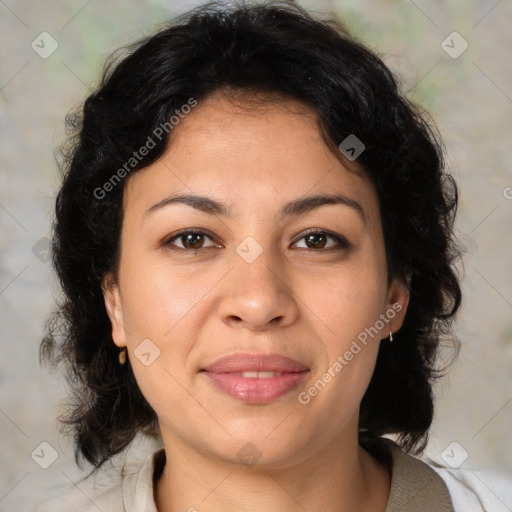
[201,353,308,373]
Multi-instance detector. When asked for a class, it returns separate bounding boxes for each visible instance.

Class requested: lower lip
[202,371,309,404]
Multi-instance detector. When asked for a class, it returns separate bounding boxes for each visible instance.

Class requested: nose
[218,246,300,331]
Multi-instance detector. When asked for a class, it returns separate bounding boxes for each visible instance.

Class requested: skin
[103,90,410,512]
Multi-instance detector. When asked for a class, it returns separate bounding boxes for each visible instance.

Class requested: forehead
[123,91,381,229]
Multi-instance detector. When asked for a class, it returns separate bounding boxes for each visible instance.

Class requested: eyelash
[163,228,351,253]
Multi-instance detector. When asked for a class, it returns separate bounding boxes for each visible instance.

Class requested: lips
[202,353,308,373]
[201,353,309,404]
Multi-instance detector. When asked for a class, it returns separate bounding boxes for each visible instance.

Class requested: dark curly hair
[41,0,462,472]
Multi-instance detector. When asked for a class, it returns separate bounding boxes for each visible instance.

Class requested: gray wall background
[1,0,511,510]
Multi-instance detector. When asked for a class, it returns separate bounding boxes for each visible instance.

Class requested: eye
[163,229,350,252]
[164,230,220,250]
[293,230,351,251]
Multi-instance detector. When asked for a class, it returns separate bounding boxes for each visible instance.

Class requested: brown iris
[304,233,327,249]
[181,233,206,249]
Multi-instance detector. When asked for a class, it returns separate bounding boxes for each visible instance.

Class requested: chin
[193,419,316,469]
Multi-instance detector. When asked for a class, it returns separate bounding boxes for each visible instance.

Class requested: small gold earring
[389,331,393,342]
[119,347,127,365]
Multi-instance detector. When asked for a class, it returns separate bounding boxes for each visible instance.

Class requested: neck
[154,430,391,512]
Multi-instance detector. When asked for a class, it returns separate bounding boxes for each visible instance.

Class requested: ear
[385,277,410,336]
[101,273,127,348]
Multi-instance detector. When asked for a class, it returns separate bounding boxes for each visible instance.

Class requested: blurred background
[1,0,511,510]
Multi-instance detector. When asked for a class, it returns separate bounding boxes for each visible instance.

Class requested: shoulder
[428,461,512,512]
[75,484,124,511]
[387,438,512,512]
[36,479,124,512]
[362,436,512,512]
[38,450,161,512]
[37,434,162,512]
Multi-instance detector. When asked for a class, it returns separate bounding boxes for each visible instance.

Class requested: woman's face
[103,91,409,468]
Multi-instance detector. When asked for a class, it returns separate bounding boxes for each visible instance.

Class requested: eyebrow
[144,192,367,225]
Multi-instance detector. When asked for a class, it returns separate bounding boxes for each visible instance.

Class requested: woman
[40,1,508,510]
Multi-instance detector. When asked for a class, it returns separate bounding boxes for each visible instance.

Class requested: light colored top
[37,435,512,511]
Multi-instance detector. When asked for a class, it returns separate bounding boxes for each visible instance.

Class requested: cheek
[118,253,222,395]
[119,252,213,337]
[300,290,383,435]
[119,261,204,415]
[308,255,387,344]
[300,252,387,400]
[332,276,387,339]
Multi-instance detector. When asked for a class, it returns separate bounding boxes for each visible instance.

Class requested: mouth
[229,371,286,378]
[200,352,309,404]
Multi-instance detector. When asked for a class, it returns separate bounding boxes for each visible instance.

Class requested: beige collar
[122,437,454,511]
[361,436,454,512]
